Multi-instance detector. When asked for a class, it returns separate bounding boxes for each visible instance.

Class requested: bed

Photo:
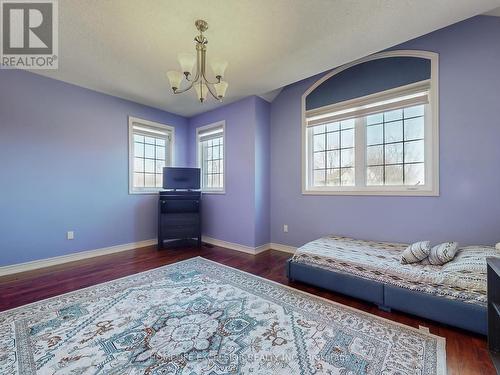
[287,236,498,334]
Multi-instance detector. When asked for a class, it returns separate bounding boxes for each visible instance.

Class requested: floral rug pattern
[0,257,446,374]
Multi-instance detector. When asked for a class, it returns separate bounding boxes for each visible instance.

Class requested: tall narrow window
[129,117,174,194]
[197,121,225,192]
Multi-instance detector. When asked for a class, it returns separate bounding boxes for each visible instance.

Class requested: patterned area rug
[0,257,446,374]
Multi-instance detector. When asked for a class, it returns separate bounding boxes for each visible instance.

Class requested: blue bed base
[286,259,487,335]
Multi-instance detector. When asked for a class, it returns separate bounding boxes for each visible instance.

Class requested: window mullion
[354,117,365,187]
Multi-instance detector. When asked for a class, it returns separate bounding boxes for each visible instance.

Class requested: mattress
[290,236,498,307]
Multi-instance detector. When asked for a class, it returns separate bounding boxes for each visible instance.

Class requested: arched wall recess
[301,50,439,196]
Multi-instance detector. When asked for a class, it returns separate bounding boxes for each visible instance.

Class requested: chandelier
[167,20,228,103]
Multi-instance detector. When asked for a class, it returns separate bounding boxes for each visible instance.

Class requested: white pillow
[425,242,459,265]
[401,241,431,264]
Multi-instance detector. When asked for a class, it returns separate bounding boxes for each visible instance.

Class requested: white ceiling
[34,0,500,117]
[485,6,500,16]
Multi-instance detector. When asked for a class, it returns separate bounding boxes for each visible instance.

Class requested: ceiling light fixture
[167,20,228,103]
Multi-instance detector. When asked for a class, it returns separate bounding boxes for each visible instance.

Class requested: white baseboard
[0,237,298,277]
[269,243,297,254]
[0,239,156,277]
[202,236,297,255]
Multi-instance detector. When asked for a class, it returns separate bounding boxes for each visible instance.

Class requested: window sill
[129,190,162,195]
[302,188,439,197]
[202,190,226,195]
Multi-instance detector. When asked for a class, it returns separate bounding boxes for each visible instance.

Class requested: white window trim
[301,50,439,196]
[128,116,175,195]
[196,120,226,194]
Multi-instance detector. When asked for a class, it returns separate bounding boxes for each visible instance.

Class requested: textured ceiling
[33,0,500,117]
[485,6,500,16]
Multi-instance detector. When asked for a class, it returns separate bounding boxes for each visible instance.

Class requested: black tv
[163,167,201,190]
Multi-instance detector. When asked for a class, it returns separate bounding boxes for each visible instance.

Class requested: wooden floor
[0,243,495,374]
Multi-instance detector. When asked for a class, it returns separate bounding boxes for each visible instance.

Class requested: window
[303,51,438,196]
[129,117,174,194]
[197,121,225,193]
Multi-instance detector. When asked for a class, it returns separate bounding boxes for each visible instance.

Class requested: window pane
[327,132,340,150]
[326,150,339,169]
[404,117,424,141]
[367,113,383,125]
[134,134,144,143]
[206,144,213,159]
[144,174,154,187]
[326,122,339,132]
[340,148,354,168]
[314,152,325,169]
[133,173,144,187]
[385,109,403,122]
[134,142,144,157]
[144,136,155,145]
[313,134,325,152]
[207,161,213,173]
[367,166,384,185]
[367,124,383,145]
[385,121,403,143]
[326,169,340,186]
[340,129,354,148]
[366,145,383,166]
[385,143,403,164]
[144,159,155,173]
[145,144,155,158]
[341,168,355,186]
[213,160,220,174]
[405,163,425,185]
[156,138,165,146]
[385,165,403,185]
[156,160,165,174]
[156,146,165,160]
[404,140,425,163]
[213,145,220,159]
[314,170,326,186]
[340,119,355,130]
[313,124,325,134]
[156,174,163,188]
[219,144,224,159]
[212,174,220,188]
[134,158,144,172]
[404,105,424,118]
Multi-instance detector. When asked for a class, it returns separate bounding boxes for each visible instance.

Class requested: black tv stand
[158,190,201,249]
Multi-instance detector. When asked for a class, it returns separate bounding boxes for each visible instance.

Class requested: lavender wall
[188,96,270,247]
[254,98,271,246]
[0,70,189,266]
[270,16,500,248]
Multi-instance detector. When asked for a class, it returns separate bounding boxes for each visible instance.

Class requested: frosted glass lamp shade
[211,60,228,78]
[214,80,228,99]
[167,71,183,91]
[194,83,208,102]
[177,53,196,75]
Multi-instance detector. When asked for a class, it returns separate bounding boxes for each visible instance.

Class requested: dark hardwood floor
[0,243,495,374]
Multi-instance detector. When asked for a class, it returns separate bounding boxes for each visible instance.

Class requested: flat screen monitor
[163,167,201,190]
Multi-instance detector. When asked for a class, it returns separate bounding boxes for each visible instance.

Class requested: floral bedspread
[291,236,496,306]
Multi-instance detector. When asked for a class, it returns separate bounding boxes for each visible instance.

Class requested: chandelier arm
[201,71,220,85]
[173,81,195,94]
[205,82,221,101]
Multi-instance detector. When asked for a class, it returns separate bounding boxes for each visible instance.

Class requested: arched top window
[302,50,439,196]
